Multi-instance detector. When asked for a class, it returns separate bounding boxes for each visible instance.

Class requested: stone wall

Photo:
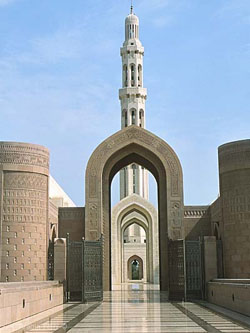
[219,140,250,278]
[0,142,50,282]
[207,279,250,317]
[0,281,63,327]
[210,198,222,239]
[184,206,211,240]
[58,207,85,242]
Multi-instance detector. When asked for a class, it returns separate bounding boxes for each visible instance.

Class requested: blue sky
[0,0,249,207]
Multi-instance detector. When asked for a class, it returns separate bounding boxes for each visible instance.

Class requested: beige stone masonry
[208,279,250,317]
[85,125,184,291]
[0,281,63,327]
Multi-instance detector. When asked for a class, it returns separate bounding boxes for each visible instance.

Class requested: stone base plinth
[208,279,250,317]
[0,281,63,327]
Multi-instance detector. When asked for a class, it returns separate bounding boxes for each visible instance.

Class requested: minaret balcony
[119,87,147,100]
[120,45,144,56]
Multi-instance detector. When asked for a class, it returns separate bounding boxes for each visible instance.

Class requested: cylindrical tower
[0,142,50,282]
[119,6,148,201]
[219,139,250,278]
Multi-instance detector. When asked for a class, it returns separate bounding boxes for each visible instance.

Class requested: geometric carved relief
[3,173,47,225]
[0,142,49,282]
[91,126,181,197]
[221,172,250,225]
[4,172,47,190]
[59,208,84,220]
[0,143,49,169]
[89,204,98,229]
[170,201,182,227]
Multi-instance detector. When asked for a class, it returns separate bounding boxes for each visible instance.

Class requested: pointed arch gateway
[85,125,184,291]
[111,194,159,285]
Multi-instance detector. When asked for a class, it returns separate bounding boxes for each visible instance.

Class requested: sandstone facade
[0,142,50,282]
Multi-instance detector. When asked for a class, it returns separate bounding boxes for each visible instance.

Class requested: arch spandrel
[85,125,184,290]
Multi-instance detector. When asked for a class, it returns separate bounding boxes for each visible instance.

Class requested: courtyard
[2,284,250,333]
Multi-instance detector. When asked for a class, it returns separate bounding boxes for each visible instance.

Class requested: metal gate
[168,240,204,301]
[48,240,54,280]
[168,240,185,300]
[83,239,103,302]
[67,240,83,301]
[66,235,103,303]
[185,240,203,300]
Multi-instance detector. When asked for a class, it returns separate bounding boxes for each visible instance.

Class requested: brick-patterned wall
[0,142,49,282]
[219,140,250,278]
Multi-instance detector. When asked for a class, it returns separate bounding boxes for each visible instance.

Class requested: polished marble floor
[6,284,250,333]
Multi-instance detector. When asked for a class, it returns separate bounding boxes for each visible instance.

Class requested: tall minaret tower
[119,5,149,200]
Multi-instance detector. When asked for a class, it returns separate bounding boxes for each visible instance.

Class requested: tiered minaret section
[119,6,148,200]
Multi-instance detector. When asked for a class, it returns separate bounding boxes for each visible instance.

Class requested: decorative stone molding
[0,142,49,170]
[184,208,210,218]
[58,208,85,220]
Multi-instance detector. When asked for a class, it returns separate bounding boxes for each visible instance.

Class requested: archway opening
[111,160,159,288]
[123,223,147,283]
[85,127,184,292]
[106,149,167,291]
[127,255,144,281]
[132,260,140,280]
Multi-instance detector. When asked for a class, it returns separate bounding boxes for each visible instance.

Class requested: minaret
[119,5,148,200]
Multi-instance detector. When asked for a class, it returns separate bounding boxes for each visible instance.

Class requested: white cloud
[0,0,17,6]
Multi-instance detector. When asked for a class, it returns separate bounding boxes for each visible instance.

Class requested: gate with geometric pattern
[82,238,103,302]
[48,240,54,281]
[185,240,204,300]
[66,235,103,303]
[168,239,204,301]
[168,240,185,301]
[66,238,83,301]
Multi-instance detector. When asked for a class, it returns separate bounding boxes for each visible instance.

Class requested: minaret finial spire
[130,0,133,14]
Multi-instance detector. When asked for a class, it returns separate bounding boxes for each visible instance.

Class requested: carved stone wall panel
[0,142,49,170]
[219,140,250,278]
[1,171,48,282]
[0,142,49,283]
[4,173,47,191]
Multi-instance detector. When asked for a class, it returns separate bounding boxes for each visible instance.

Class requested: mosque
[0,4,250,331]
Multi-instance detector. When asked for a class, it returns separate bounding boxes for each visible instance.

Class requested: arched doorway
[127,255,143,281]
[111,194,159,286]
[122,222,147,283]
[85,126,184,291]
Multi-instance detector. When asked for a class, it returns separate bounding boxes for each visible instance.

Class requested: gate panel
[168,240,185,301]
[82,240,103,302]
[48,240,54,280]
[185,240,203,300]
[67,241,83,301]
